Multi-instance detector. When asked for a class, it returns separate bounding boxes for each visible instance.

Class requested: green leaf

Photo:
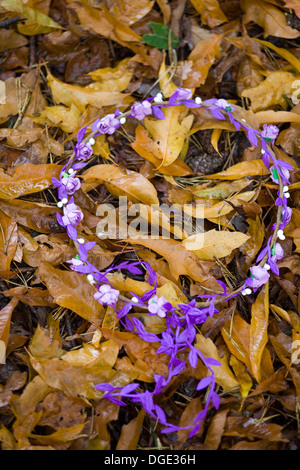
[142,22,180,50]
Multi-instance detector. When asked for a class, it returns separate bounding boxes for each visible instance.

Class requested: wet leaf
[0,163,62,199]
[0,297,19,364]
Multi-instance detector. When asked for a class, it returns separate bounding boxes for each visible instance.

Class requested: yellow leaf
[143,106,194,168]
[206,160,270,180]
[242,71,297,111]
[195,333,239,391]
[183,190,256,219]
[229,355,253,399]
[182,34,223,88]
[211,128,222,156]
[87,58,135,92]
[1,0,63,35]
[46,68,129,113]
[250,284,269,383]
[182,229,250,260]
[255,110,300,124]
[158,56,180,98]
[254,38,300,73]
[189,0,228,28]
[82,164,159,205]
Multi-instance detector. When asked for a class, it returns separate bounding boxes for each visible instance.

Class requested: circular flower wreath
[52,88,293,437]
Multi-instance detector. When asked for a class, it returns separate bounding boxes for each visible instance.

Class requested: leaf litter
[0,0,300,451]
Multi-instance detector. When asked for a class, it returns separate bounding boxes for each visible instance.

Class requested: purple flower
[261,124,279,144]
[148,295,171,318]
[74,141,93,161]
[61,174,81,195]
[62,202,83,227]
[270,165,290,184]
[271,243,284,262]
[94,284,120,306]
[215,98,233,110]
[249,265,270,289]
[281,205,292,226]
[129,100,152,120]
[96,113,120,134]
[169,88,193,106]
[66,256,84,271]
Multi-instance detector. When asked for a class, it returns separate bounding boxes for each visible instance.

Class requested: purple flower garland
[51,89,292,438]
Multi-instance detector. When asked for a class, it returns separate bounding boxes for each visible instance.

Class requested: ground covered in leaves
[1,0,300,451]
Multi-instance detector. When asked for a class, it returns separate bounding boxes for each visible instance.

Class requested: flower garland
[51,88,293,438]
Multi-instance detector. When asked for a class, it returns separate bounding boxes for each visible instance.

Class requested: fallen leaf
[241,0,300,38]
[1,0,63,35]
[0,163,62,200]
[182,229,250,260]
[37,261,105,327]
[82,164,159,205]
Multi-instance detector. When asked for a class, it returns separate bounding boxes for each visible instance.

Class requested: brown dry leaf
[283,0,300,17]
[2,286,55,308]
[29,104,82,134]
[116,409,145,450]
[189,0,228,28]
[0,297,19,364]
[87,58,135,93]
[184,190,256,220]
[182,34,223,88]
[206,160,270,180]
[195,333,239,391]
[101,328,170,381]
[204,408,229,450]
[242,71,298,111]
[177,397,203,443]
[0,210,18,277]
[142,106,194,168]
[61,340,120,370]
[239,216,265,271]
[229,355,253,399]
[131,124,194,176]
[82,164,159,205]
[30,354,138,401]
[1,0,63,35]
[29,317,63,360]
[125,237,222,289]
[0,199,63,234]
[222,313,274,381]
[0,128,43,148]
[0,29,28,52]
[47,68,130,113]
[224,416,288,442]
[0,163,62,200]
[182,229,250,261]
[22,234,77,268]
[37,261,105,327]
[192,179,251,200]
[109,0,154,25]
[68,1,161,71]
[249,285,270,383]
[241,0,300,38]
